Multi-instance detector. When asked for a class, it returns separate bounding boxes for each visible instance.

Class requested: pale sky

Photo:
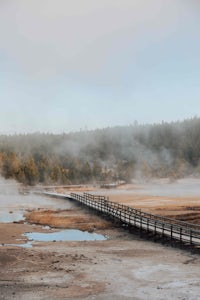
[0,0,200,133]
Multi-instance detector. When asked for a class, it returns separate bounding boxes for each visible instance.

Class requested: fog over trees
[0,117,200,185]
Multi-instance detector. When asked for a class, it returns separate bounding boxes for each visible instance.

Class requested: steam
[51,118,200,182]
[0,176,20,195]
[0,175,73,215]
[51,126,177,182]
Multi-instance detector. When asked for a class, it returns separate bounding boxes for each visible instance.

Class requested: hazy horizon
[0,116,198,136]
[1,1,200,134]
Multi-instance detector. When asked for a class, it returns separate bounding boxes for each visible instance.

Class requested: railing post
[128,211,131,225]
[170,225,173,244]
[147,219,149,233]
[180,227,182,245]
[162,223,165,239]
[190,230,192,246]
[154,221,157,241]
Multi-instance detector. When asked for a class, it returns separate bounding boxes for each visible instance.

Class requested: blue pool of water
[23,229,107,242]
[0,230,107,248]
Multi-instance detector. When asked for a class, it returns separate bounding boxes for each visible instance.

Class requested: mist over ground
[0,176,73,222]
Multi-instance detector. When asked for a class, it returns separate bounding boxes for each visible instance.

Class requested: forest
[0,117,200,185]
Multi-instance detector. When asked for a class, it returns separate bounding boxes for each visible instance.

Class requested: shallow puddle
[0,229,107,248]
[24,229,107,242]
[0,211,25,223]
[0,241,33,248]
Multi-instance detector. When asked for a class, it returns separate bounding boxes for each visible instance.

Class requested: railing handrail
[70,192,200,244]
[71,192,200,231]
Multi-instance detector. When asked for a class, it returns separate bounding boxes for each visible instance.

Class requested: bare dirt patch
[25,208,113,231]
[1,238,200,300]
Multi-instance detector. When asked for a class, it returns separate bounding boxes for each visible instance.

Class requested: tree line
[0,117,200,185]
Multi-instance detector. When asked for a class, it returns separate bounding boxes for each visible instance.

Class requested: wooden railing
[70,192,200,248]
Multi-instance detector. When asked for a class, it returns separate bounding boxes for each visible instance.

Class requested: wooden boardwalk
[70,192,200,250]
[44,191,200,251]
